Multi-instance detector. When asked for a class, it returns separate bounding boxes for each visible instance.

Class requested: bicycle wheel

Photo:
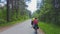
[35,26,37,34]
[35,29,37,34]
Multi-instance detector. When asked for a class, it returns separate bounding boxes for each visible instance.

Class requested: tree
[6,0,10,22]
[32,0,60,25]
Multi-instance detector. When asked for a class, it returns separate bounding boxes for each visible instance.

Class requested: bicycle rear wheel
[35,29,37,34]
[35,26,37,34]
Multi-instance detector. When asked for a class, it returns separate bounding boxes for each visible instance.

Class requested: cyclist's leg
[35,24,37,34]
[36,24,39,29]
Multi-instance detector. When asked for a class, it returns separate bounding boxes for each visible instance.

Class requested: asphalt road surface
[0,19,44,34]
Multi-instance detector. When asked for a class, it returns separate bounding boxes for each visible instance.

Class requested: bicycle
[33,24,38,34]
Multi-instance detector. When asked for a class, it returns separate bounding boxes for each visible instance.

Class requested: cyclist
[31,18,35,25]
[33,18,39,29]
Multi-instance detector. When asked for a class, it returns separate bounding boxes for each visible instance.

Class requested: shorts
[33,24,39,29]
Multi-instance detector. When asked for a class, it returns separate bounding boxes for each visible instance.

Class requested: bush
[38,22,60,34]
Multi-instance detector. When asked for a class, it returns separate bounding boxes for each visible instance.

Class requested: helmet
[32,18,35,21]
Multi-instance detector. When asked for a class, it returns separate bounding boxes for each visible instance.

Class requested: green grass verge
[38,22,60,34]
[0,18,28,27]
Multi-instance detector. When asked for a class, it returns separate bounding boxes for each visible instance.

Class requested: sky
[1,0,37,13]
[0,0,6,4]
[26,0,37,13]
[0,0,6,7]
[1,0,42,13]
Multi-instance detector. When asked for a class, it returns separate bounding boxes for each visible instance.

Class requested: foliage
[32,0,60,25]
[0,0,31,26]
[38,22,60,34]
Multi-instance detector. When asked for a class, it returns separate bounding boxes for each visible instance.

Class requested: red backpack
[33,19,38,24]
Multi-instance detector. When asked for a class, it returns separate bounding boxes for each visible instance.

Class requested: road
[0,19,44,34]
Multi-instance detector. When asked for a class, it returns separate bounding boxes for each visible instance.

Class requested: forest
[32,0,60,34]
[0,0,60,34]
[33,0,60,25]
[0,0,31,26]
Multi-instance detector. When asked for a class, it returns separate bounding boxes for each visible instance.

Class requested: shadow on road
[35,31,37,34]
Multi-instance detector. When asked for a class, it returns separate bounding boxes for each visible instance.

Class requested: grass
[38,22,60,34]
[0,18,28,27]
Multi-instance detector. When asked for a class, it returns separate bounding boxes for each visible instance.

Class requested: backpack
[33,19,38,24]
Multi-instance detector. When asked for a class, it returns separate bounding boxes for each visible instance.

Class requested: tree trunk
[6,0,10,22]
